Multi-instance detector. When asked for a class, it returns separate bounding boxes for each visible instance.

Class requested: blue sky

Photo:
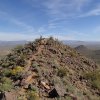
[0,0,100,41]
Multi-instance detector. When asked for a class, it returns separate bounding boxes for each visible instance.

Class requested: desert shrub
[92,79,100,90]
[27,90,39,100]
[65,96,72,100]
[1,69,11,77]
[17,96,24,100]
[11,66,23,76]
[1,62,10,68]
[69,51,77,57]
[0,77,13,91]
[84,70,100,89]
[1,53,26,68]
[66,83,75,93]
[57,67,67,78]
[32,61,39,68]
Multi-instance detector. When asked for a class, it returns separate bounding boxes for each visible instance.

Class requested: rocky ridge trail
[0,37,99,100]
[24,44,45,73]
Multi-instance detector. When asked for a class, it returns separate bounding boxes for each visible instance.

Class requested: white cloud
[87,8,100,16]
[79,6,100,17]
[42,33,75,40]
[43,0,90,19]
[37,27,46,33]
[0,31,75,41]
[0,29,95,41]
[0,10,34,33]
[0,0,99,41]
[26,0,91,22]
[48,22,58,29]
[0,32,40,41]
[11,19,34,33]
[68,30,100,41]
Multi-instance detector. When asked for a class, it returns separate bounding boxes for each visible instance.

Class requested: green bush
[92,79,100,89]
[32,62,39,68]
[57,67,67,78]
[1,69,11,77]
[0,77,13,91]
[84,70,100,89]
[27,90,40,100]
[1,62,10,68]
[11,66,23,76]
[69,51,77,57]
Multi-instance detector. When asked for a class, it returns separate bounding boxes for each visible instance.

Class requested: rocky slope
[0,37,100,100]
[75,45,93,58]
[75,45,100,64]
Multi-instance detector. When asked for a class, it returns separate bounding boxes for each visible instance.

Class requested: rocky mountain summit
[0,37,100,100]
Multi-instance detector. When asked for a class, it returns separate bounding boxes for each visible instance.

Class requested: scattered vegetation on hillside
[84,70,100,90]
[0,37,99,100]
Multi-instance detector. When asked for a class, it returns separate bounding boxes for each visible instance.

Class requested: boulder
[5,91,17,100]
[54,84,66,97]
[49,88,59,98]
[41,81,50,90]
[0,91,17,100]
[0,92,6,100]
[50,77,66,97]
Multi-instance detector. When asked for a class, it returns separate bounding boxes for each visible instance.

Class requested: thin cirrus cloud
[26,0,90,21]
[0,0,100,41]
[43,0,88,14]
[0,10,35,33]
[11,19,34,33]
[0,32,40,41]
[79,6,100,17]
[43,0,90,20]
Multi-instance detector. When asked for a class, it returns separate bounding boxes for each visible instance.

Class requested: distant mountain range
[0,40,27,46]
[63,40,100,64]
[75,45,100,64]
[0,40,100,50]
[0,41,28,57]
[0,40,100,61]
[63,40,100,50]
[75,45,91,54]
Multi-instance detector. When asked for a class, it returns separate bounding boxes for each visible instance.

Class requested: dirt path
[24,45,44,72]
[19,45,45,98]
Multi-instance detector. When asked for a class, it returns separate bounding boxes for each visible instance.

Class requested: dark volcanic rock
[49,88,59,98]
